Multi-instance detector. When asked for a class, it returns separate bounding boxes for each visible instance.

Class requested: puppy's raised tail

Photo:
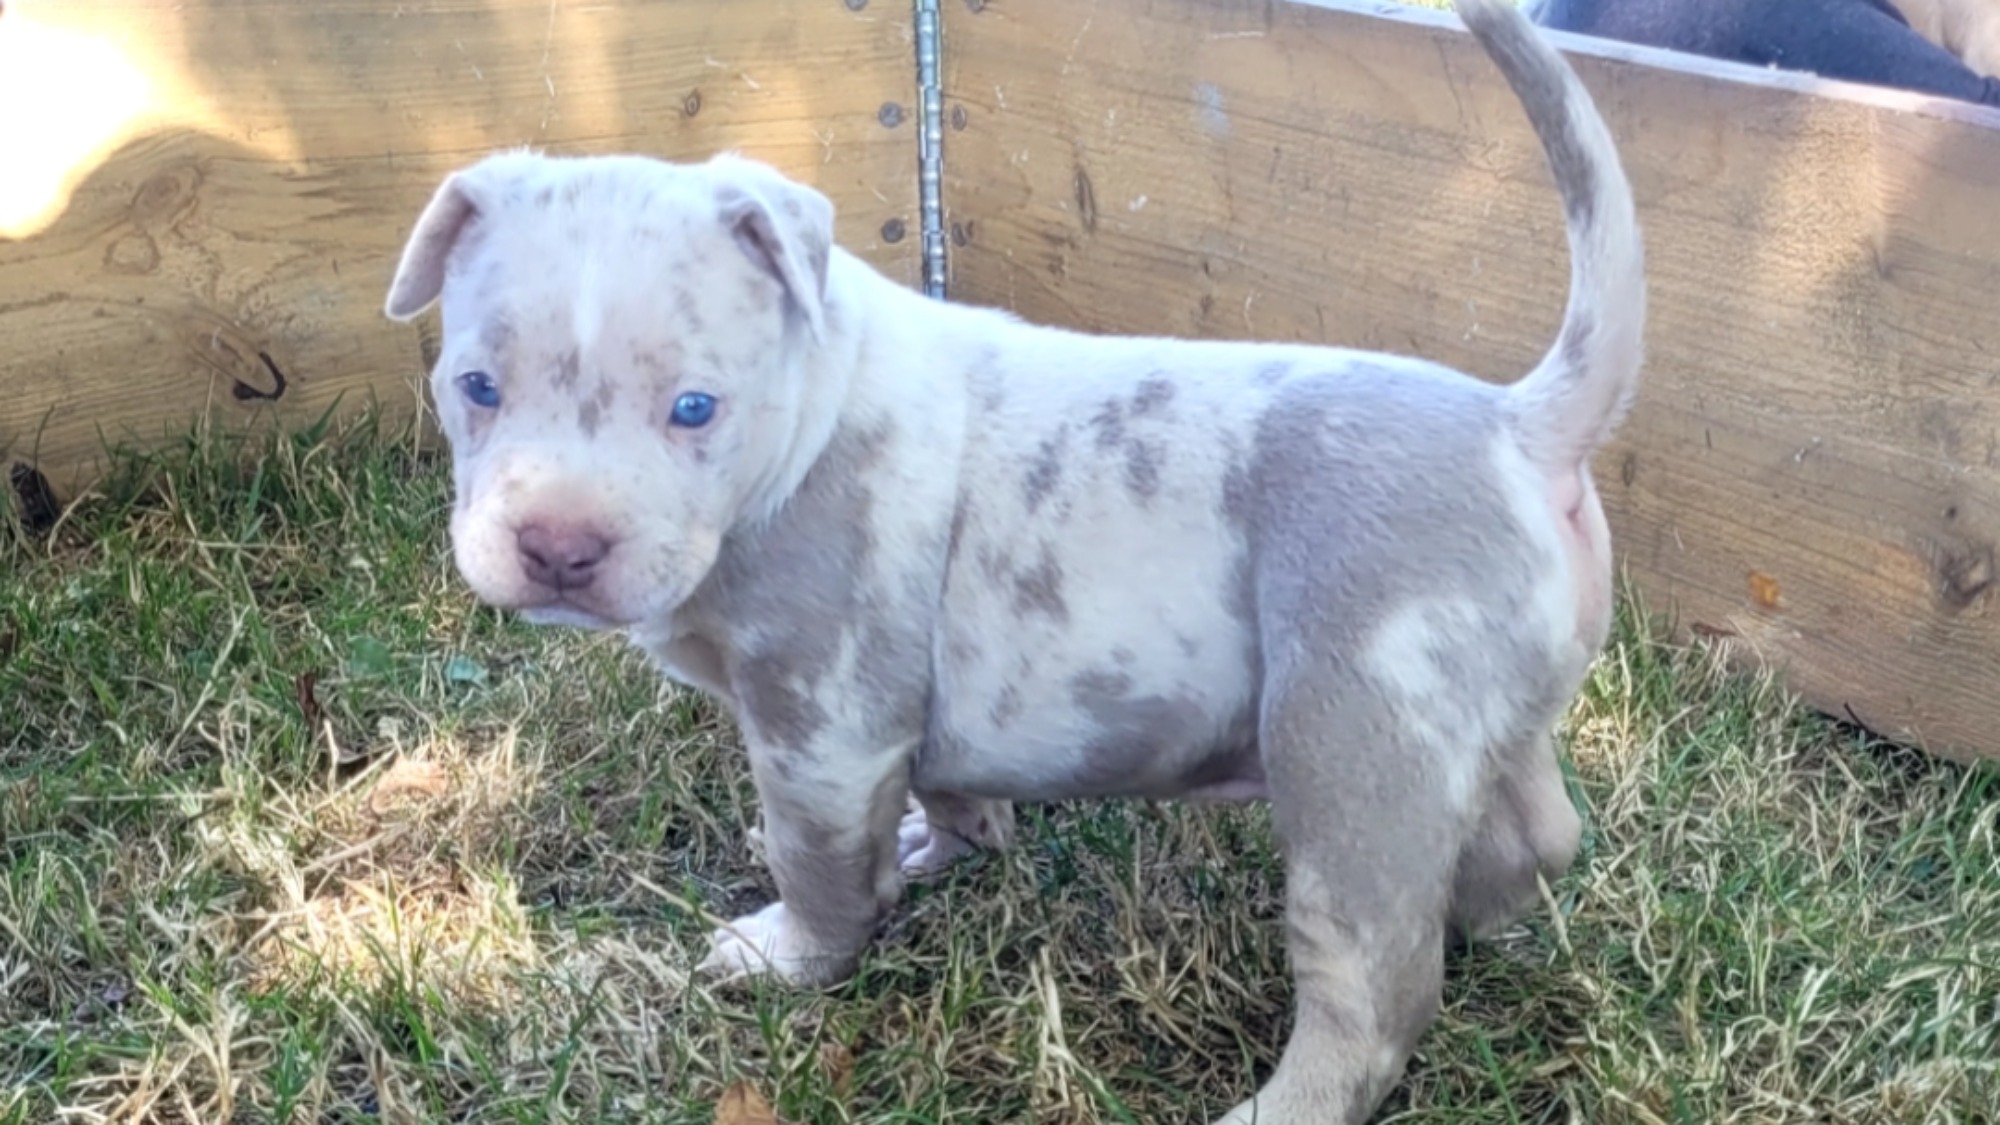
[1456,0,1645,472]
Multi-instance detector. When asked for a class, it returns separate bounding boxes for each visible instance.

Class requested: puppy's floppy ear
[386,151,559,321]
[383,152,541,322]
[384,171,486,322]
[711,155,834,343]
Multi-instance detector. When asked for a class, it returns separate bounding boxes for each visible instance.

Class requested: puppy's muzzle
[516,521,613,592]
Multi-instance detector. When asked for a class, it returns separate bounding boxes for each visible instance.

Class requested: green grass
[1,413,1995,1125]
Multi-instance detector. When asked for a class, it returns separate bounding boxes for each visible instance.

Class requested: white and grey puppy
[382,0,1643,1119]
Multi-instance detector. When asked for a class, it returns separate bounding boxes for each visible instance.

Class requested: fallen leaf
[444,653,489,686]
[295,671,322,729]
[346,636,394,679]
[368,759,449,813]
[818,1042,856,1099]
[9,462,60,533]
[714,1080,781,1125]
[1748,570,1782,610]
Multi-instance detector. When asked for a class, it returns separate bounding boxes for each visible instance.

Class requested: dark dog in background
[1894,0,2000,77]
[1528,0,2000,107]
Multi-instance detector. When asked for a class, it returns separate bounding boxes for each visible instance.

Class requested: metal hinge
[914,0,947,299]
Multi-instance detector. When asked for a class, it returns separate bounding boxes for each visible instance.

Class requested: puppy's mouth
[498,580,686,632]
[449,505,717,632]
[450,568,630,627]
[517,599,628,630]
[496,578,666,629]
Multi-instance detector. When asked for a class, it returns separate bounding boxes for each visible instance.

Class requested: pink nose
[516,523,611,591]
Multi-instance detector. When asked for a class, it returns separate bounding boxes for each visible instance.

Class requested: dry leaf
[714,1080,781,1125]
[1748,569,1783,610]
[368,758,450,812]
[818,1042,856,1099]
[294,671,322,729]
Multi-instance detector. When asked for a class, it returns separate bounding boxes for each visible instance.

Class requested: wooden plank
[0,0,921,498]
[940,0,2000,763]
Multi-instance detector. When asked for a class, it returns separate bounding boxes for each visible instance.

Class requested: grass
[1,413,1995,1125]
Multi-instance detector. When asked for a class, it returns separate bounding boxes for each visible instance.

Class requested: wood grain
[0,0,921,497]
[941,0,2000,762]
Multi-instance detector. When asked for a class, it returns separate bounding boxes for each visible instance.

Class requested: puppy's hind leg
[1448,729,1582,946]
[1213,675,1474,1125]
[899,790,1014,876]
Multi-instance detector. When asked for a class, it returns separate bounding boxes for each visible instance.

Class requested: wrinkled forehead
[431,165,754,385]
[439,167,720,329]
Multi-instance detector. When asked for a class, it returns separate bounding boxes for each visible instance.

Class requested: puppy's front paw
[697,902,854,987]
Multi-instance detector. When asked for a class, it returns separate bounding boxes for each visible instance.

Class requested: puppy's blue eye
[670,392,717,428]
[458,370,501,409]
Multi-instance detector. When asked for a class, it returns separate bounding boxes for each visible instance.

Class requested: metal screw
[881,218,907,243]
[951,221,969,247]
[845,0,867,9]
[683,90,702,116]
[950,105,968,131]
[878,102,905,128]
[966,0,985,11]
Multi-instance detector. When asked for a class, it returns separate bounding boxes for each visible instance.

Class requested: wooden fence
[4,0,1997,763]
[0,0,921,492]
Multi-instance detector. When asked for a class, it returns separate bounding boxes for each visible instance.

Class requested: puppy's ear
[712,157,834,343]
[384,171,486,322]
